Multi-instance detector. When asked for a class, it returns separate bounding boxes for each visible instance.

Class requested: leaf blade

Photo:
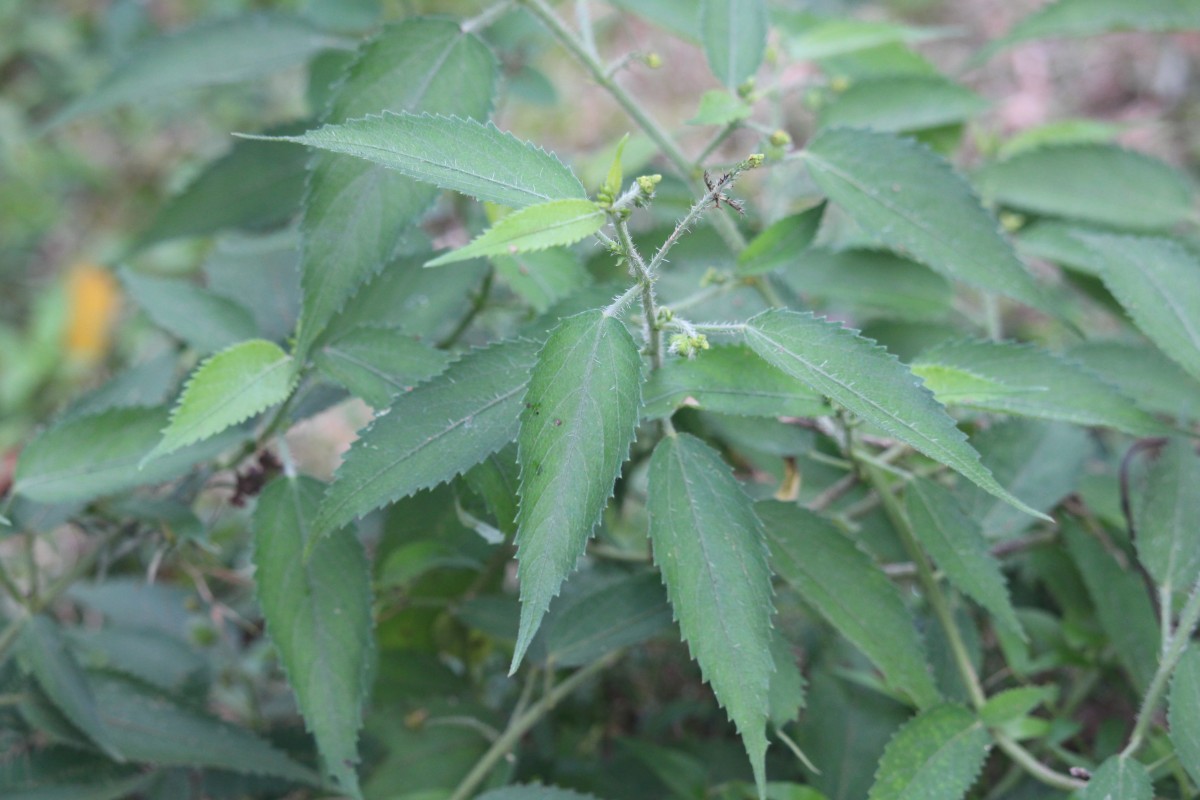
[426,199,605,267]
[745,310,1047,520]
[648,433,775,793]
[701,0,769,90]
[867,705,990,800]
[1169,646,1200,787]
[513,311,643,668]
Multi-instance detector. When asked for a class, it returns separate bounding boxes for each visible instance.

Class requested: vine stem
[447,651,621,800]
[1122,573,1200,758]
[863,463,1086,793]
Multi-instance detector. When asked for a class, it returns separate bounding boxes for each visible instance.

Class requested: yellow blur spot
[64,262,120,365]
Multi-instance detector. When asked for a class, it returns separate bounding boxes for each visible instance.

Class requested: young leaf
[700,0,768,89]
[601,133,629,199]
[745,310,1048,521]
[121,268,259,355]
[254,476,373,797]
[149,339,294,460]
[293,19,498,359]
[819,76,986,134]
[800,128,1049,314]
[1169,646,1200,787]
[313,325,450,408]
[1134,438,1200,594]
[1064,522,1159,691]
[12,406,242,504]
[759,501,940,708]
[867,705,990,800]
[89,672,319,783]
[315,338,539,536]
[1078,756,1153,800]
[426,199,605,267]
[50,14,348,125]
[648,433,775,793]
[1077,234,1200,383]
[256,112,586,209]
[512,311,643,669]
[905,478,1025,641]
[911,339,1169,436]
[18,616,123,761]
[736,205,825,276]
[975,144,1193,231]
[642,344,827,419]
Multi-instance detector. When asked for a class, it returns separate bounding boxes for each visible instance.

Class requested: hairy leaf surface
[911,339,1167,436]
[760,501,940,708]
[745,310,1046,520]
[293,20,497,358]
[150,340,294,459]
[254,477,373,797]
[648,433,774,792]
[801,128,1048,313]
[1078,234,1200,383]
[426,199,604,267]
[316,338,539,535]
[268,112,585,209]
[867,705,990,800]
[701,0,768,89]
[906,479,1025,640]
[1169,647,1200,787]
[975,144,1193,231]
[513,311,643,668]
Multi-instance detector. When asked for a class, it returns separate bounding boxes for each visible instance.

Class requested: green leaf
[759,501,940,708]
[426,199,604,267]
[314,325,450,408]
[1078,756,1153,800]
[768,628,807,727]
[648,433,775,793]
[608,0,701,40]
[642,344,827,419]
[800,128,1049,313]
[0,748,151,800]
[476,786,603,800]
[745,310,1047,521]
[512,311,643,668]
[701,0,768,89]
[1077,234,1200,383]
[601,133,629,199]
[1134,438,1200,593]
[203,230,302,343]
[150,340,294,460]
[867,705,990,800]
[260,111,585,210]
[985,0,1200,59]
[1064,522,1159,691]
[89,672,318,783]
[50,14,348,125]
[979,685,1057,726]
[315,339,539,535]
[68,626,208,694]
[687,89,753,126]
[544,572,674,668]
[1169,646,1200,787]
[905,478,1025,641]
[955,419,1091,539]
[785,19,947,61]
[138,130,308,247]
[1067,340,1200,420]
[293,19,498,359]
[12,406,242,504]
[998,118,1122,159]
[494,249,593,313]
[121,268,259,355]
[911,339,1168,436]
[254,476,373,797]
[819,76,986,133]
[18,616,122,760]
[736,205,825,276]
[975,145,1193,231]
[777,247,954,321]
